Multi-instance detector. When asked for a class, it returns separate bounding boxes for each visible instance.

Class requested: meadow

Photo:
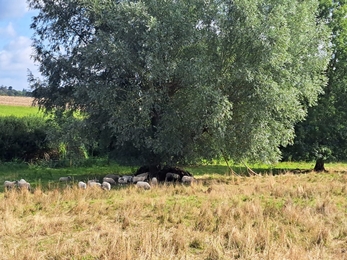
[0,96,40,117]
[1,97,347,259]
[1,166,347,260]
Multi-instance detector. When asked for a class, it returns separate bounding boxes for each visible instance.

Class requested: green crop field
[0,96,41,117]
[0,104,41,117]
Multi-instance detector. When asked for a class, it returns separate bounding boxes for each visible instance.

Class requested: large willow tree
[28,0,330,165]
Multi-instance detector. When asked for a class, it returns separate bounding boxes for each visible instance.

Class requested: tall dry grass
[1,172,347,259]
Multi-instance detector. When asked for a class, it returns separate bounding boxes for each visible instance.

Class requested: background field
[0,96,40,117]
[0,96,34,106]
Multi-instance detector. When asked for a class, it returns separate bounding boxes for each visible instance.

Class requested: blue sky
[0,0,39,90]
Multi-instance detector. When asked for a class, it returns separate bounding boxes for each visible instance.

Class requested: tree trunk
[314,158,326,172]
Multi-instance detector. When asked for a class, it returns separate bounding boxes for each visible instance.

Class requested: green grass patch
[0,105,42,117]
[1,160,347,192]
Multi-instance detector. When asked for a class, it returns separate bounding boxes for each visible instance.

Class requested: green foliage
[282,0,347,162]
[0,116,51,161]
[28,0,331,165]
[42,112,102,167]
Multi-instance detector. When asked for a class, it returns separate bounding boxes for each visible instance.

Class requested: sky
[0,0,39,90]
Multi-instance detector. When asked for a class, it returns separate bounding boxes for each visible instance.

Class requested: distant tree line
[0,85,32,97]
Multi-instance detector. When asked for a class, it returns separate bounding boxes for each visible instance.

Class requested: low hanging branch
[242,162,259,176]
[220,149,238,176]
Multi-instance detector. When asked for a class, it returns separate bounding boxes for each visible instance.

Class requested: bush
[0,116,51,161]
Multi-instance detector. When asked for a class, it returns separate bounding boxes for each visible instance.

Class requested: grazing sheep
[135,172,149,178]
[78,181,87,189]
[103,177,117,186]
[136,181,151,190]
[87,179,102,188]
[87,179,99,185]
[59,176,72,182]
[4,180,17,190]
[150,177,158,186]
[89,182,102,188]
[118,175,133,184]
[17,179,30,190]
[132,175,147,183]
[165,172,181,182]
[101,182,111,191]
[182,176,195,185]
[104,174,120,182]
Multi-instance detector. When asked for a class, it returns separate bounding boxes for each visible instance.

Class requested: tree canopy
[282,0,347,162]
[28,0,331,165]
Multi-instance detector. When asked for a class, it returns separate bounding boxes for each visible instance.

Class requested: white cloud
[0,23,16,38]
[0,36,38,90]
[0,0,28,20]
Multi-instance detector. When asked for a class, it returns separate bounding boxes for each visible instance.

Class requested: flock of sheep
[3,171,196,192]
[4,179,31,191]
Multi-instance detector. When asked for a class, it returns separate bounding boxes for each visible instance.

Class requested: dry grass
[1,172,347,259]
[0,96,35,107]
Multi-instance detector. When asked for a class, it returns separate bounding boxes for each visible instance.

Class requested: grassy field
[1,166,347,259]
[1,96,347,259]
[0,96,40,117]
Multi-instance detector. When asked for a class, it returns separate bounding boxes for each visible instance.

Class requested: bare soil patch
[0,96,35,107]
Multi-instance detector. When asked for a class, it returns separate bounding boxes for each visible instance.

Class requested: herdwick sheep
[4,180,17,190]
[17,179,30,190]
[78,181,87,189]
[150,177,158,186]
[59,176,72,182]
[136,181,151,190]
[182,176,195,185]
[118,175,133,184]
[103,177,117,186]
[101,182,111,191]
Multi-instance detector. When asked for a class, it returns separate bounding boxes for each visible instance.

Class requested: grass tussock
[1,172,347,259]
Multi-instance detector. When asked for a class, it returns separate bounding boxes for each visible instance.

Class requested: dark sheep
[165,172,181,182]
[103,177,117,186]
[104,174,120,182]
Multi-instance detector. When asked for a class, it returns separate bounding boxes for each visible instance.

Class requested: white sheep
[103,177,117,185]
[132,175,147,183]
[87,179,99,186]
[150,177,158,186]
[17,179,30,190]
[135,172,149,178]
[101,181,111,191]
[136,181,151,190]
[88,181,102,188]
[78,181,87,189]
[3,180,17,191]
[182,176,195,185]
[59,176,72,182]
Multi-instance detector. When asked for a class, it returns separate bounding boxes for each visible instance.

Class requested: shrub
[0,116,51,161]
